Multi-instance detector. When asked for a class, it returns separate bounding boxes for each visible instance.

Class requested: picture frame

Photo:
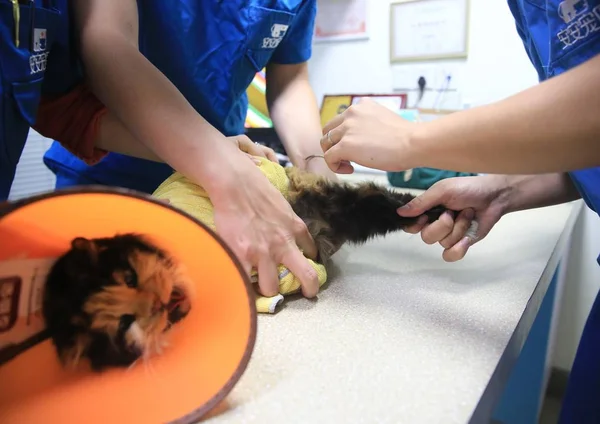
[319,93,408,127]
[313,0,369,43]
[390,0,470,63]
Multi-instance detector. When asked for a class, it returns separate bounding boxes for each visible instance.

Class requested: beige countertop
[202,171,581,424]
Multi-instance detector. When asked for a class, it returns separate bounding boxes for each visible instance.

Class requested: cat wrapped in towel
[151,156,446,314]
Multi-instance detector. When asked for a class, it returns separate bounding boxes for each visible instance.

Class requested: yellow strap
[11,0,20,48]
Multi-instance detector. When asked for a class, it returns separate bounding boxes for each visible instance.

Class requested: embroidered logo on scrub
[30,28,49,75]
[556,0,600,49]
[262,23,289,49]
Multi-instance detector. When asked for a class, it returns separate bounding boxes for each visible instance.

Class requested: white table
[203,172,581,424]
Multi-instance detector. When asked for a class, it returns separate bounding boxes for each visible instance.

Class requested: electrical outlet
[414,67,432,89]
[391,65,414,90]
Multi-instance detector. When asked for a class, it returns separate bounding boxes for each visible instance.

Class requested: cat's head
[44,233,192,370]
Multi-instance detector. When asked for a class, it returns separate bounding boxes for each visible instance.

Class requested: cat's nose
[151,297,165,315]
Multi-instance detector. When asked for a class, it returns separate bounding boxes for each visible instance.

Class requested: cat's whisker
[127,356,141,372]
[147,358,158,378]
[141,342,159,379]
[160,338,170,350]
[153,334,163,355]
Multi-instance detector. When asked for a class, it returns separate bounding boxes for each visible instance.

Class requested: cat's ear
[71,237,100,265]
[71,237,94,250]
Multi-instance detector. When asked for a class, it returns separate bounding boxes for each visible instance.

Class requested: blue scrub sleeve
[270,0,317,64]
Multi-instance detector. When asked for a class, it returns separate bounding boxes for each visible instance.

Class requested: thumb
[397,185,446,217]
[324,146,354,174]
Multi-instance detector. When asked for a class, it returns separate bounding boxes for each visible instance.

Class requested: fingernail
[399,203,411,210]
[443,210,454,219]
[459,237,472,247]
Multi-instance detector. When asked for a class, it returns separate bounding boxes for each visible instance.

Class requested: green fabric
[387,168,477,190]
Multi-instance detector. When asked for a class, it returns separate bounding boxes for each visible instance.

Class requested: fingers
[403,207,482,262]
[280,246,320,298]
[439,208,475,249]
[245,152,262,165]
[397,184,447,218]
[292,217,318,260]
[231,135,277,162]
[403,215,430,234]
[323,143,355,174]
[420,210,455,244]
[324,151,354,174]
[442,237,473,262]
[322,112,345,137]
[320,112,356,174]
[231,135,252,153]
[320,126,340,153]
[264,146,278,163]
[257,256,280,297]
[236,254,253,280]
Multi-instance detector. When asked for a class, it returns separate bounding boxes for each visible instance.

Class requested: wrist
[402,121,430,170]
[286,146,321,169]
[491,175,515,215]
[487,174,528,215]
[181,136,242,192]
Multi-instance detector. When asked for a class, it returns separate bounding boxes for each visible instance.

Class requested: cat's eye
[118,314,135,334]
[123,269,138,288]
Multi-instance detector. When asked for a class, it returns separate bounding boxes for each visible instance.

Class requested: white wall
[553,207,600,370]
[308,0,539,109]
[307,0,600,372]
[8,130,56,201]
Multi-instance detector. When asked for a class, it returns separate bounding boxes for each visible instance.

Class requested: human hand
[208,147,320,298]
[320,98,419,174]
[304,155,339,181]
[398,175,511,262]
[228,135,278,164]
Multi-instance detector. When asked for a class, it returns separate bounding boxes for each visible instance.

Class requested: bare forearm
[266,63,323,167]
[94,113,162,162]
[72,0,236,191]
[412,54,600,174]
[503,173,581,214]
[79,35,230,186]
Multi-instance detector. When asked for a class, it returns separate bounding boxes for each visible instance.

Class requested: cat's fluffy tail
[286,168,446,261]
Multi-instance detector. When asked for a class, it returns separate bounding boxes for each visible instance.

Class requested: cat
[42,169,446,372]
[285,167,447,262]
[42,234,192,371]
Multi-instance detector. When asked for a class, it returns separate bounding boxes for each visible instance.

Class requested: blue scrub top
[0,0,78,200]
[508,2,600,422]
[42,0,317,194]
[508,0,600,231]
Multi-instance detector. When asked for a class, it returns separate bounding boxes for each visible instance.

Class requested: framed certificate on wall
[390,0,470,62]
[313,0,369,43]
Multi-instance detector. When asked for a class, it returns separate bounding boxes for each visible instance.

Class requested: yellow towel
[152,157,327,313]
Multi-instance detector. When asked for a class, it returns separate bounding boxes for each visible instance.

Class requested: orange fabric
[33,84,108,165]
[0,191,256,424]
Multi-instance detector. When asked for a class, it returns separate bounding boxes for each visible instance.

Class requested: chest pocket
[245,6,296,70]
[231,5,296,97]
[544,0,600,76]
[0,0,61,165]
[0,0,60,84]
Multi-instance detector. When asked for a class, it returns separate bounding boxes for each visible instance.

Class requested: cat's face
[46,234,192,370]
